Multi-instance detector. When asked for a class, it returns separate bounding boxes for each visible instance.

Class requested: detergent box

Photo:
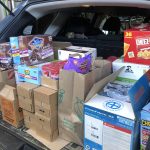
[141,103,150,150]
[84,69,150,150]
[17,65,41,85]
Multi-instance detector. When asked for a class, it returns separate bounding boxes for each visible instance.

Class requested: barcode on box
[128,52,135,58]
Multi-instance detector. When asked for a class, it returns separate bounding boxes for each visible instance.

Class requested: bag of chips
[64,54,92,74]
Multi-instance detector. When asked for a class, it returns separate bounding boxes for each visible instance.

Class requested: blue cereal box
[18,65,41,85]
[84,69,150,150]
[141,103,150,150]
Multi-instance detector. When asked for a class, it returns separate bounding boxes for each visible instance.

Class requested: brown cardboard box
[23,110,36,130]
[19,96,34,112]
[35,101,57,118]
[41,76,58,90]
[35,113,58,142]
[0,69,16,87]
[34,87,57,118]
[0,85,23,128]
[17,83,38,112]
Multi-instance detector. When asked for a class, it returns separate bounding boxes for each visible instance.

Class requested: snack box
[112,59,150,83]
[10,35,54,66]
[58,46,97,61]
[17,65,41,85]
[141,103,150,150]
[124,26,150,65]
[0,42,13,70]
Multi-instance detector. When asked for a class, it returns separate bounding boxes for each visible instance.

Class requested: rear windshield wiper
[0,0,14,16]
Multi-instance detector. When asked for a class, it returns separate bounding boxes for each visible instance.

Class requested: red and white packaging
[124,23,150,65]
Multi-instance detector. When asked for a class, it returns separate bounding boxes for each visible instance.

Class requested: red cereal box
[124,24,150,65]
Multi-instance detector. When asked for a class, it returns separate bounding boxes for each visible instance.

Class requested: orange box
[124,25,150,65]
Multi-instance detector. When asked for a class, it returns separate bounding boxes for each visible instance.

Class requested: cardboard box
[34,86,57,117]
[41,76,58,90]
[17,83,38,112]
[0,69,16,87]
[35,102,57,118]
[0,85,23,128]
[35,113,58,141]
[10,35,54,66]
[112,59,150,82]
[124,28,150,65]
[23,110,36,130]
[141,103,150,150]
[52,41,72,59]
[58,46,97,61]
[58,59,111,145]
[18,65,41,85]
[84,69,150,150]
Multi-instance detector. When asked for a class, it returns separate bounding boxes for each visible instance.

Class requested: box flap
[85,67,124,102]
[85,94,135,120]
[128,70,150,117]
[142,103,150,113]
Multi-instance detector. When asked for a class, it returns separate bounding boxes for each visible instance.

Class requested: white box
[58,46,97,61]
[112,59,150,82]
[84,69,150,150]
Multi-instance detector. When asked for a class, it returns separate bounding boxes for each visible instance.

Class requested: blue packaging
[84,69,150,150]
[141,103,150,150]
[10,37,21,65]
[17,65,41,85]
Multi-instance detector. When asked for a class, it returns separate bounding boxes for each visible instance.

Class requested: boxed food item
[23,110,36,130]
[42,61,66,80]
[0,85,23,128]
[17,83,38,112]
[35,114,58,141]
[58,59,112,145]
[124,28,150,65]
[10,35,54,66]
[17,65,41,85]
[84,69,150,150]
[0,69,16,87]
[10,37,20,65]
[141,103,150,150]
[112,59,150,82]
[58,46,97,61]
[0,42,13,70]
[34,86,57,118]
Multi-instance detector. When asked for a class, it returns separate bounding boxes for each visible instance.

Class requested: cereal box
[141,103,150,150]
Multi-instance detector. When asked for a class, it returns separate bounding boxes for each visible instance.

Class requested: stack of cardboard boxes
[34,86,58,141]
[17,82,38,130]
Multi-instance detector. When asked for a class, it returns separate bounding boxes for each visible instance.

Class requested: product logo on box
[104,100,124,111]
[142,120,150,127]
[136,38,150,46]
[24,70,30,75]
[29,37,44,50]
[125,66,133,73]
